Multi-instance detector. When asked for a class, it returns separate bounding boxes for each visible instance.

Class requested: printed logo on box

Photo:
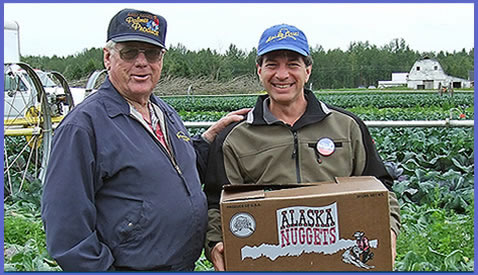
[239,203,378,269]
[278,204,338,248]
[230,212,256,238]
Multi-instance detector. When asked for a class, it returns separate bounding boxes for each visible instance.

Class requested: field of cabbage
[4,91,474,271]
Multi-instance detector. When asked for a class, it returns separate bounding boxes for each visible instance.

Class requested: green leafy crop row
[4,202,60,271]
[163,92,473,112]
[395,202,474,271]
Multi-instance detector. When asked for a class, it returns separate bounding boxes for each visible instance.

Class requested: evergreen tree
[19,39,473,89]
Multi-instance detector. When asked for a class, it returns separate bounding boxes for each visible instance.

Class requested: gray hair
[105,40,117,51]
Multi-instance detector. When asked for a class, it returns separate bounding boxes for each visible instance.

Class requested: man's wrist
[201,132,213,144]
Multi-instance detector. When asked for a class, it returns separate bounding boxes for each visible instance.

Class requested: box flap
[223,183,318,192]
[289,176,387,198]
[335,176,388,191]
[221,189,265,202]
[220,177,388,203]
[264,181,337,198]
[221,183,320,202]
[335,176,381,185]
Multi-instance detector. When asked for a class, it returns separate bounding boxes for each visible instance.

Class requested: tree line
[21,38,474,90]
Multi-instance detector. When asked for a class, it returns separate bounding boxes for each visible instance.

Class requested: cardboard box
[220,176,392,271]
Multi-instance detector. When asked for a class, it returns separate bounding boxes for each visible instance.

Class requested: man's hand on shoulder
[202,108,250,143]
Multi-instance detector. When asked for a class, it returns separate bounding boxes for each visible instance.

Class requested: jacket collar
[246,89,331,130]
[98,77,163,118]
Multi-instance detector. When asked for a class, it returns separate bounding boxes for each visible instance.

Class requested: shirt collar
[247,89,331,130]
[99,77,165,119]
[262,97,281,125]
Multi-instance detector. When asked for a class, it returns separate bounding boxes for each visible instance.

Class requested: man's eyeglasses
[116,46,165,63]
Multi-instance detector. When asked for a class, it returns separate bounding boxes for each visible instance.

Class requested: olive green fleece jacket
[203,89,401,260]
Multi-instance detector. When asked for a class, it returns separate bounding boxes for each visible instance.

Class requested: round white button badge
[316,137,336,156]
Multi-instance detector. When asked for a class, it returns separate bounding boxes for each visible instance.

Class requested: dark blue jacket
[41,78,208,271]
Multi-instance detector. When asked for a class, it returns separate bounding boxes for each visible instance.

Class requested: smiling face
[104,41,164,102]
[257,50,312,107]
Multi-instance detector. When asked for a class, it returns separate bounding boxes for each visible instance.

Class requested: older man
[41,9,246,271]
[203,24,401,271]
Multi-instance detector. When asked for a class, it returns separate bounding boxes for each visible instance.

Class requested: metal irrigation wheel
[4,62,53,200]
[48,70,75,112]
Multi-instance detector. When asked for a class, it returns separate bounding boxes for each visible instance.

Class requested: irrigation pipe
[3,120,474,136]
[183,120,474,128]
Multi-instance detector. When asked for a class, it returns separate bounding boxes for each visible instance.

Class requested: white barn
[378,72,409,88]
[406,57,472,89]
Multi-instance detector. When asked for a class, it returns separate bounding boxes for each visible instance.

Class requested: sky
[3,2,475,58]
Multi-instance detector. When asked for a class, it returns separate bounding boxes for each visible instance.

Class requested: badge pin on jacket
[316,137,336,156]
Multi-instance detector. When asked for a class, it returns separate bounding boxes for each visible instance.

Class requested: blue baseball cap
[107,9,167,49]
[257,24,309,56]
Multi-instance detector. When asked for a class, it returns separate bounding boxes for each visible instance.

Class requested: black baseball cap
[107,8,167,49]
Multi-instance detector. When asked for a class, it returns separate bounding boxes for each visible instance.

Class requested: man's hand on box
[211,242,225,271]
[391,230,397,267]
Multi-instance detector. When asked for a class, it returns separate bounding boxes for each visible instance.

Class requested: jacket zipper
[162,113,192,196]
[129,114,191,195]
[291,130,302,183]
[155,124,192,196]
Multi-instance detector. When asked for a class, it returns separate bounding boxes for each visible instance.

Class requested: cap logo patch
[266,28,299,43]
[125,13,160,37]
